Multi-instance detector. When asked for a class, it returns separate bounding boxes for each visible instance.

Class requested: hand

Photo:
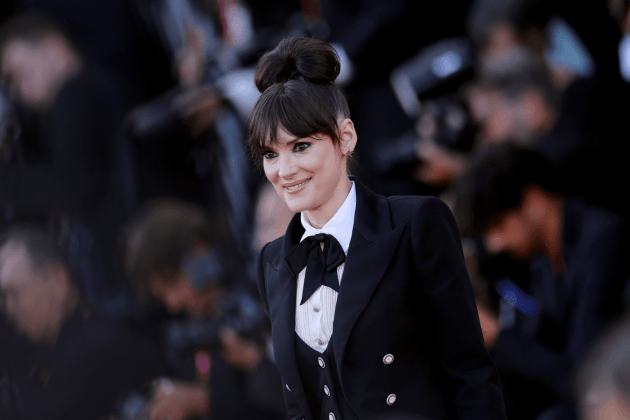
[414,138,466,186]
[177,26,205,87]
[179,87,224,137]
[147,378,210,420]
[220,327,264,372]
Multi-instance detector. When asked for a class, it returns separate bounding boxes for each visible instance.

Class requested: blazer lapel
[333,179,405,385]
[268,214,314,420]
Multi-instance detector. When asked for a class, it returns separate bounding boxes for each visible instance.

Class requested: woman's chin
[285,198,310,214]
[283,190,314,214]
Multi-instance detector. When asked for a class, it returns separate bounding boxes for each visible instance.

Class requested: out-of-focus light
[495,278,538,316]
[544,16,595,77]
[619,34,630,83]
[432,51,463,79]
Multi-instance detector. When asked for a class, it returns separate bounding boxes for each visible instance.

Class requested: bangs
[248,79,349,158]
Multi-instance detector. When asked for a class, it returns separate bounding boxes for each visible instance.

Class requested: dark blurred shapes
[453,144,630,420]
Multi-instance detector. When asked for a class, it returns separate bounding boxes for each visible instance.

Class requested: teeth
[286,179,310,191]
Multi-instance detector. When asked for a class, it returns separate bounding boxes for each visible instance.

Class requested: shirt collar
[300,181,356,253]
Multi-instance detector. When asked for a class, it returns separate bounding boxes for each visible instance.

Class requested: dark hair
[467,0,551,50]
[247,37,350,159]
[0,225,64,271]
[452,143,562,236]
[0,12,74,55]
[476,47,560,110]
[123,198,230,290]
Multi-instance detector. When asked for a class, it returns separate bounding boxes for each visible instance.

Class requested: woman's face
[262,126,349,216]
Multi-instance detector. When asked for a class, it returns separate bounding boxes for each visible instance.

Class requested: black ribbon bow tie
[285,233,346,305]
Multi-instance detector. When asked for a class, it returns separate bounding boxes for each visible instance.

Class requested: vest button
[383,354,394,364]
[387,394,397,405]
[324,385,331,396]
[329,413,336,420]
[318,357,326,368]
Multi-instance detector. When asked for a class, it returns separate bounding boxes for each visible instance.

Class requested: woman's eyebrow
[282,137,301,146]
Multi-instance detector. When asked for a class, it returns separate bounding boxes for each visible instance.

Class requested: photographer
[0,225,166,420]
[0,12,132,312]
[124,198,285,420]
[468,46,626,214]
[452,144,630,420]
[127,0,259,275]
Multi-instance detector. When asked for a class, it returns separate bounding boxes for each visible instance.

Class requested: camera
[375,38,477,177]
[390,37,476,120]
[165,289,268,355]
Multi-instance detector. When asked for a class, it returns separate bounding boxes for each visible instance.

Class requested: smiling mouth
[285,178,311,192]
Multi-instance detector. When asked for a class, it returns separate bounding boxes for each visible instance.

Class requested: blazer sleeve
[255,243,306,420]
[410,196,506,420]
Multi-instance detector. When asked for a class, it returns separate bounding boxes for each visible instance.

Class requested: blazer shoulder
[260,236,284,267]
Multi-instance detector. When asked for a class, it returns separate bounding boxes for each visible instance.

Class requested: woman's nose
[278,153,298,178]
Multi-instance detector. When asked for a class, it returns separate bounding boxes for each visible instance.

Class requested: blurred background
[1,0,630,419]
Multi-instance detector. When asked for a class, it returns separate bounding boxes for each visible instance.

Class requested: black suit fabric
[257,179,506,420]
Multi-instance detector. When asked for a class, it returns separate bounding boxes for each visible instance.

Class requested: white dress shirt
[295,181,356,352]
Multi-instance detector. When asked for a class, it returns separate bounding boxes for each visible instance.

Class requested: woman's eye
[262,151,277,160]
[294,142,310,152]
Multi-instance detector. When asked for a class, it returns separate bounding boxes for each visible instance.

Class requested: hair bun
[255,37,341,93]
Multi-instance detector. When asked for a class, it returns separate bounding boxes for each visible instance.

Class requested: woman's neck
[303,176,352,229]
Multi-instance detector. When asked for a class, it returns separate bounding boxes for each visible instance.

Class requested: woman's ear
[338,118,357,156]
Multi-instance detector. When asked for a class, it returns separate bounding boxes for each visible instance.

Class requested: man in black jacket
[0,226,166,420]
[0,13,131,311]
[453,144,630,420]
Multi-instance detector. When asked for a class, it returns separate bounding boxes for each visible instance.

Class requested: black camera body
[162,288,268,377]
[390,37,476,120]
[376,38,478,177]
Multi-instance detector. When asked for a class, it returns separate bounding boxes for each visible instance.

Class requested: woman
[249,37,506,420]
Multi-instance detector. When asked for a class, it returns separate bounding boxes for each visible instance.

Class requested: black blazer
[257,179,506,420]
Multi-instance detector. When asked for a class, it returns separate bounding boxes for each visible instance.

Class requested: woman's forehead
[262,126,304,148]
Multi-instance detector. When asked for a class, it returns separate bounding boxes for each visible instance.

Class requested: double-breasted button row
[383,353,396,405]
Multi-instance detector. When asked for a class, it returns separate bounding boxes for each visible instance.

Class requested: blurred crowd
[1,0,630,419]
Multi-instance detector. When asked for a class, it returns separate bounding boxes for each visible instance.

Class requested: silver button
[386,394,397,405]
[324,385,331,396]
[286,384,291,392]
[318,357,325,368]
[329,413,336,420]
[313,307,320,312]
[383,354,394,365]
